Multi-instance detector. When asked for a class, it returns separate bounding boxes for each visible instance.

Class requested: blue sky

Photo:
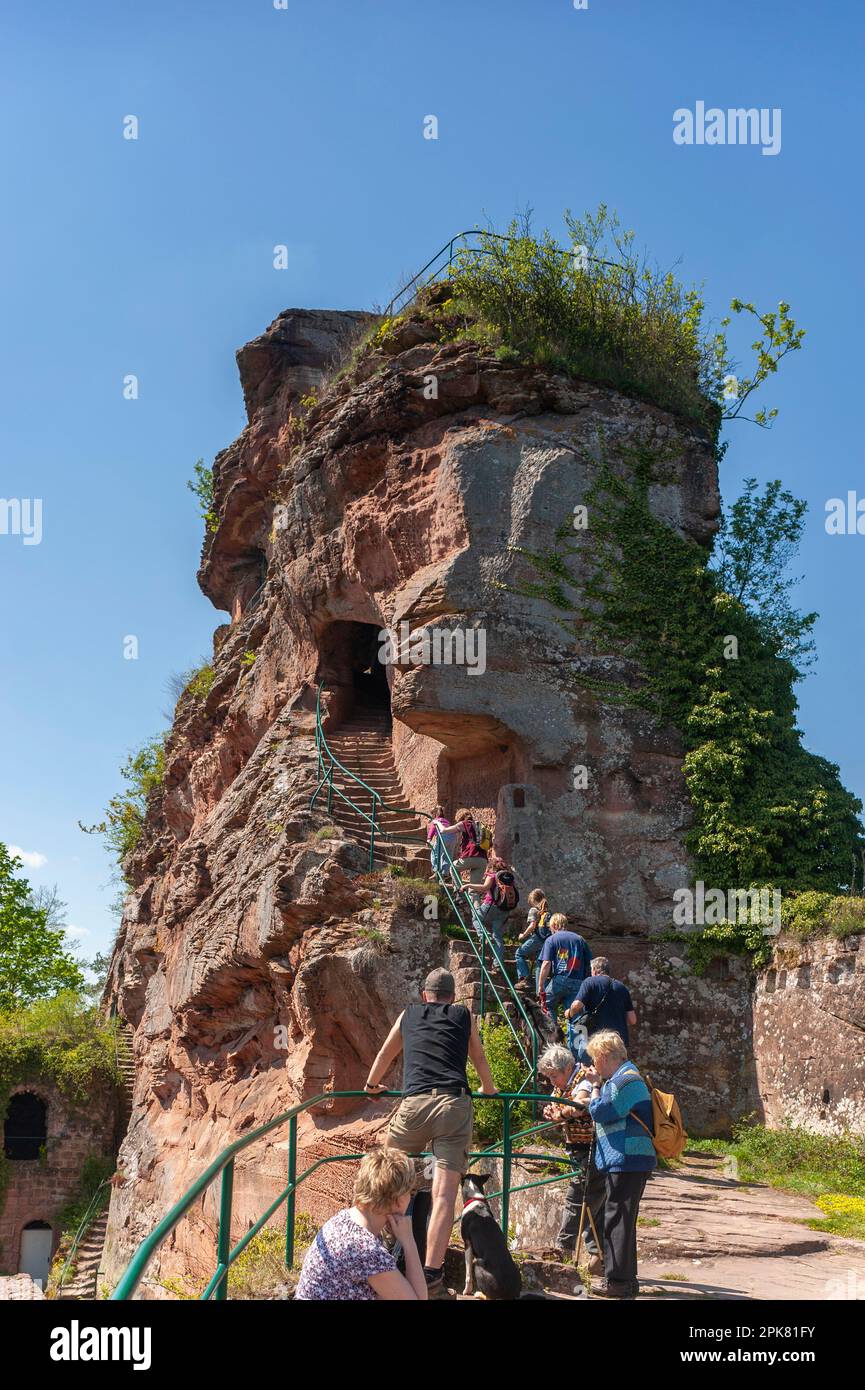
[1,0,863,961]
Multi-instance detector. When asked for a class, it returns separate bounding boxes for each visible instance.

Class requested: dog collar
[462,1197,486,1214]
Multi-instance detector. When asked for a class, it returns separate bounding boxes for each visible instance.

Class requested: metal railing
[308,682,540,1094]
[55,1179,111,1296]
[111,1089,584,1301]
[382,227,624,320]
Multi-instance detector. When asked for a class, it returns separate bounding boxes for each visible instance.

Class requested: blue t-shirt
[539,930,592,981]
[576,975,634,1044]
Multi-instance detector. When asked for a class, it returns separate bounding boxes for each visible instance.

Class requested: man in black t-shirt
[365,968,496,1295]
[567,956,637,1050]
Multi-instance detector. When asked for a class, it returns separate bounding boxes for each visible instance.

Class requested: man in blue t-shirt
[568,956,637,1050]
[537,916,592,1046]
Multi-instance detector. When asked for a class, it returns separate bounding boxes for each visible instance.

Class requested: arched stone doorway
[4,1091,47,1161]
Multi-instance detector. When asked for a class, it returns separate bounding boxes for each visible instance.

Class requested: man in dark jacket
[365,968,496,1294]
[567,956,638,1051]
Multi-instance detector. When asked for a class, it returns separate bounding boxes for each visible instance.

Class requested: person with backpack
[536,914,593,1042]
[515,890,552,990]
[426,805,461,880]
[582,1029,656,1300]
[463,855,519,965]
[567,956,638,1056]
[449,807,488,892]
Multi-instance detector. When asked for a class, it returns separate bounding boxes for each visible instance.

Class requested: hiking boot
[584,1253,604,1276]
[590,1278,635,1300]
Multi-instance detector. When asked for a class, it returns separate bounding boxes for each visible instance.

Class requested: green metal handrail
[310,681,416,870]
[309,681,540,1094]
[111,1088,585,1301]
[55,1178,111,1294]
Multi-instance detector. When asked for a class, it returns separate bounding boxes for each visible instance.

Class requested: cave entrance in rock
[317,620,391,721]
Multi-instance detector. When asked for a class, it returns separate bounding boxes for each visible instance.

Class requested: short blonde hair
[353,1147,416,1210]
[548,912,568,932]
[586,1029,628,1064]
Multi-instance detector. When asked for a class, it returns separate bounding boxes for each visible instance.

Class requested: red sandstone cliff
[102,302,732,1293]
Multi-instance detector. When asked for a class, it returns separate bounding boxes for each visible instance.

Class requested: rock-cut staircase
[324,706,429,873]
[56,1023,135,1301]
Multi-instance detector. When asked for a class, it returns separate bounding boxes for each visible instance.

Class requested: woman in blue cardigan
[584,1029,656,1299]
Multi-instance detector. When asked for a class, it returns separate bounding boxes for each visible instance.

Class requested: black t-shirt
[400,1002,471,1095]
[575,975,634,1044]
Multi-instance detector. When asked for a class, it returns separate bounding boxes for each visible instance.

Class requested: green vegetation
[46,1152,115,1295]
[445,207,803,432]
[312,825,339,840]
[781,891,865,941]
[505,433,863,900]
[811,1193,865,1241]
[0,846,84,1010]
[80,736,166,878]
[241,649,257,668]
[0,993,118,1214]
[185,664,216,700]
[0,992,119,1103]
[187,458,218,534]
[228,1214,318,1297]
[356,926,387,947]
[468,1018,532,1145]
[692,1120,865,1238]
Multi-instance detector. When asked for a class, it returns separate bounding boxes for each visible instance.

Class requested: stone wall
[0,1078,116,1278]
[753,932,865,1136]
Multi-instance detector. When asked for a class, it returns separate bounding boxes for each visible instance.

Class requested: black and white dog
[460,1171,522,1299]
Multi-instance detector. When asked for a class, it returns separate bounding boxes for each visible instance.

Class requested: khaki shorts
[387,1090,473,1173]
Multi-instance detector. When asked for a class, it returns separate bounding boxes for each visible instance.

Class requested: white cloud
[65,924,91,939]
[8,845,48,869]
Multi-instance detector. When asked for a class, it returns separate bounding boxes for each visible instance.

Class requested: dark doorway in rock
[4,1091,47,1161]
[317,620,391,720]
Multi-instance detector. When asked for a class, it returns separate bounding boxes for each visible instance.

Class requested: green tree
[79,736,166,880]
[0,844,84,1010]
[187,458,218,534]
[712,478,816,672]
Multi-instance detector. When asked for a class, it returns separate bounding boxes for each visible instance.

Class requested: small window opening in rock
[514,831,520,845]
[4,1092,47,1161]
[513,788,526,809]
[822,1088,830,1105]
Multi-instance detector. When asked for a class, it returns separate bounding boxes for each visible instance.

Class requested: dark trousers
[598,1170,649,1289]
[557,1147,606,1256]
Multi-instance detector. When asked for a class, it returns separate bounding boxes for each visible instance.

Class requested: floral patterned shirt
[294,1209,396,1301]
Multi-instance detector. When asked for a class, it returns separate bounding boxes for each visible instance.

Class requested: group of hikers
[295,809,661,1302]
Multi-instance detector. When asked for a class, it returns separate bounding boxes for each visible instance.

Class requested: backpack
[536,910,551,939]
[477,821,493,854]
[492,869,519,913]
[628,1073,687,1161]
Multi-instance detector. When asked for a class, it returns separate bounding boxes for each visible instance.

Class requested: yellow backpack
[629,1073,687,1160]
